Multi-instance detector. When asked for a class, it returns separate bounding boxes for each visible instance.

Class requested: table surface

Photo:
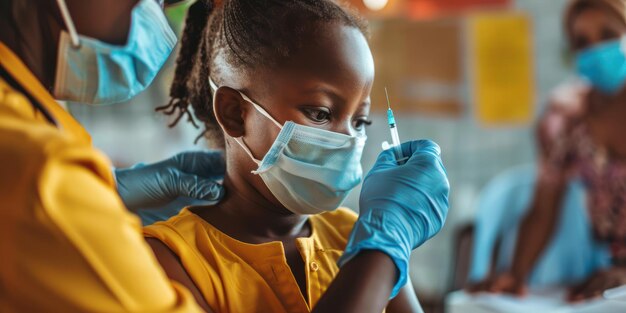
[445,289,626,313]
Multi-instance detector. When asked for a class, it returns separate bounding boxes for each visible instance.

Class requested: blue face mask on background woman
[576,35,626,94]
[53,0,176,104]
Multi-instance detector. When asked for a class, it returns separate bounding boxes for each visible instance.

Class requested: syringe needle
[383,87,406,164]
[384,87,391,109]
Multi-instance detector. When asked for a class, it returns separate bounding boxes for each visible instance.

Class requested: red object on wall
[408,0,511,19]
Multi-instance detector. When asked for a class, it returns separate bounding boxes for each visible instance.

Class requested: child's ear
[213,86,246,138]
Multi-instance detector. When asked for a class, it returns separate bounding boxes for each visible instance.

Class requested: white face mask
[210,79,366,215]
[53,0,176,104]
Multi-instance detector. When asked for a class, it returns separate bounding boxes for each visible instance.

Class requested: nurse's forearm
[313,250,395,313]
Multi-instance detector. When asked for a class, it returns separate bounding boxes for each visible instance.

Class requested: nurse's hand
[115,151,225,212]
[466,272,527,296]
[338,140,450,298]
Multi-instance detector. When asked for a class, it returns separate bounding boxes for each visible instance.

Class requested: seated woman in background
[144,0,425,312]
[469,0,626,302]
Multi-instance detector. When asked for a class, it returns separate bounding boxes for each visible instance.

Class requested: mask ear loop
[237,93,283,129]
[209,78,263,167]
[209,78,282,129]
[56,0,80,48]
[232,137,262,166]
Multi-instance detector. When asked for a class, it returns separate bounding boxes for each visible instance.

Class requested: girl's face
[242,25,374,140]
[217,22,374,213]
[240,23,373,154]
[570,6,626,52]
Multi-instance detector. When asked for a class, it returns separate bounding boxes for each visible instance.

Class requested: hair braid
[156,0,214,128]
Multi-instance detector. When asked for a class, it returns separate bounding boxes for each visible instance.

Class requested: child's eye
[354,117,372,131]
[302,107,331,123]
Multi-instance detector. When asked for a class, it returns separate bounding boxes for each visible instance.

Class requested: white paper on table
[470,288,609,313]
[604,284,626,301]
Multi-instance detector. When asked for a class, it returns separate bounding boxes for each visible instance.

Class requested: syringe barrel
[390,126,401,147]
[390,126,403,160]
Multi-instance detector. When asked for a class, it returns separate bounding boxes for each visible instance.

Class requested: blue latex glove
[338,140,450,298]
[115,151,225,212]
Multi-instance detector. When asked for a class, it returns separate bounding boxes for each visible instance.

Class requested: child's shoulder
[311,207,358,245]
[143,208,201,241]
[316,207,358,225]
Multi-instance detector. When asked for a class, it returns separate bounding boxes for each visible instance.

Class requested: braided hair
[157,0,368,146]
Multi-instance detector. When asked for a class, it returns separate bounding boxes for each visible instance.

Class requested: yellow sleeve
[0,97,202,312]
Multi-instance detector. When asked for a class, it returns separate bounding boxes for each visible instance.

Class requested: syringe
[384,88,406,163]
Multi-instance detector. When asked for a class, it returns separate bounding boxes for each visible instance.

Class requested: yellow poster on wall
[470,12,534,125]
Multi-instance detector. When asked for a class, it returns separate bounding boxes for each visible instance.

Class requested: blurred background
[67,0,574,312]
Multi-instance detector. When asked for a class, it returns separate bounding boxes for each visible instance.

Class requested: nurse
[0,0,449,311]
[0,0,223,311]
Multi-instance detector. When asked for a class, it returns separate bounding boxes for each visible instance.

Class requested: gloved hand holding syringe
[382,87,409,164]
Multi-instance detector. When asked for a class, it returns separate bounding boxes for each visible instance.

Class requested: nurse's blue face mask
[576,35,626,94]
[210,79,366,215]
[53,0,176,104]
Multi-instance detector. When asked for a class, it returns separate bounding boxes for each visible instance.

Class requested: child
[146,1,421,312]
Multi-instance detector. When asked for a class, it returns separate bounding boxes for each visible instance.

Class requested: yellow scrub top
[144,207,358,313]
[0,42,201,312]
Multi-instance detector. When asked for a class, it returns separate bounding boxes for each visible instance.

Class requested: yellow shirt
[0,42,201,312]
[144,207,358,313]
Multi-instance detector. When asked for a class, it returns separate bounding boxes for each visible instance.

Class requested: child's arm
[315,251,423,313]
[145,238,214,313]
[318,140,448,312]
[313,250,395,313]
[386,277,423,313]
